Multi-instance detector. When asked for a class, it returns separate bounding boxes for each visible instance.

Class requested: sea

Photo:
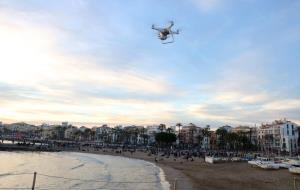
[0,151,170,190]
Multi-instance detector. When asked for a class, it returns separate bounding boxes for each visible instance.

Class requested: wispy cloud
[186,49,300,126]
[190,0,222,12]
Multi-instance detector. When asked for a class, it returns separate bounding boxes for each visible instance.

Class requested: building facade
[258,119,298,154]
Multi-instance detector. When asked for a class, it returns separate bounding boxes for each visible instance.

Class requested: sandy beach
[74,149,299,190]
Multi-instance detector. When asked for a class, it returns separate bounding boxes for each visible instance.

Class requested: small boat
[258,162,280,170]
[231,157,241,162]
[289,165,300,174]
[248,157,269,168]
[248,160,260,167]
[205,156,215,164]
[277,163,290,169]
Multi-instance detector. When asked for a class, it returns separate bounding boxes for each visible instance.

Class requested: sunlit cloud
[0,7,177,125]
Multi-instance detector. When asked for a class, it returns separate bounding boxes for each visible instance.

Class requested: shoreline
[68,149,298,190]
[2,148,297,190]
[67,149,195,190]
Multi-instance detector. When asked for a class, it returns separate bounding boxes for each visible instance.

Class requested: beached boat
[231,157,241,162]
[289,165,300,174]
[205,156,217,164]
[248,160,260,167]
[276,163,290,169]
[257,162,280,170]
[248,157,269,168]
[279,159,300,169]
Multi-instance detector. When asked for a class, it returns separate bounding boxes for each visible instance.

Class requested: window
[287,125,289,135]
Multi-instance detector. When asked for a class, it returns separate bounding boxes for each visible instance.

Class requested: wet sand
[74,149,299,190]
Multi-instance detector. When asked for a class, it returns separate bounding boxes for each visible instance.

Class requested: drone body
[152,21,179,44]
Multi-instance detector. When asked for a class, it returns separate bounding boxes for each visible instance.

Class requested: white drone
[152,21,179,44]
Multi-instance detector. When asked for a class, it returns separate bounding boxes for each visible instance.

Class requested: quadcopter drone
[152,21,179,44]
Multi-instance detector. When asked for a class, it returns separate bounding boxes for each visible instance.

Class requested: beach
[77,149,299,190]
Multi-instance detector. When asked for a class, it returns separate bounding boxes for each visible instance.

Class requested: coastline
[68,149,195,190]
[1,147,297,190]
[68,149,298,190]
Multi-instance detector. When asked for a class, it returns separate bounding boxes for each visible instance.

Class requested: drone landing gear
[162,41,174,44]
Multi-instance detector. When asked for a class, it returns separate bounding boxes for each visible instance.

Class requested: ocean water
[0,151,170,190]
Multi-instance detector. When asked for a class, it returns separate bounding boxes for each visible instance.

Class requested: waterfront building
[179,123,202,145]
[258,119,299,154]
[123,125,143,145]
[95,125,112,143]
[232,126,258,146]
[64,126,79,140]
[146,125,160,144]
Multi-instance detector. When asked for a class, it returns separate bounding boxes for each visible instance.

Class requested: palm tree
[83,128,92,141]
[134,128,139,145]
[90,130,96,141]
[176,123,182,144]
[74,130,82,141]
[140,127,148,145]
[197,134,203,148]
[216,128,227,150]
[166,127,174,134]
[111,128,117,144]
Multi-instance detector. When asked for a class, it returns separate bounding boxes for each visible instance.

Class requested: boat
[248,157,269,168]
[289,165,300,174]
[248,160,260,167]
[257,162,280,170]
[231,157,241,162]
[205,156,215,164]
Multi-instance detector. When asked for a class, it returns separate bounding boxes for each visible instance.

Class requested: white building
[95,125,112,143]
[146,125,160,144]
[258,119,298,154]
[64,126,79,140]
[202,136,210,149]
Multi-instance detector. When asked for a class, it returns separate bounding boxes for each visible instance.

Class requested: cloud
[263,99,300,111]
[190,0,222,12]
[186,49,300,126]
[0,6,179,125]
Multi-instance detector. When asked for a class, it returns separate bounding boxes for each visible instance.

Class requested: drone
[152,21,179,44]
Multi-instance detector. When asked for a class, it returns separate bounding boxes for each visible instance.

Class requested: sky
[0,0,299,128]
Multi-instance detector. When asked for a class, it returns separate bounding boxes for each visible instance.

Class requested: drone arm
[152,25,162,31]
[168,21,174,29]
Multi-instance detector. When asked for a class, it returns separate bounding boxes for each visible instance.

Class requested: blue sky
[0,0,299,128]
